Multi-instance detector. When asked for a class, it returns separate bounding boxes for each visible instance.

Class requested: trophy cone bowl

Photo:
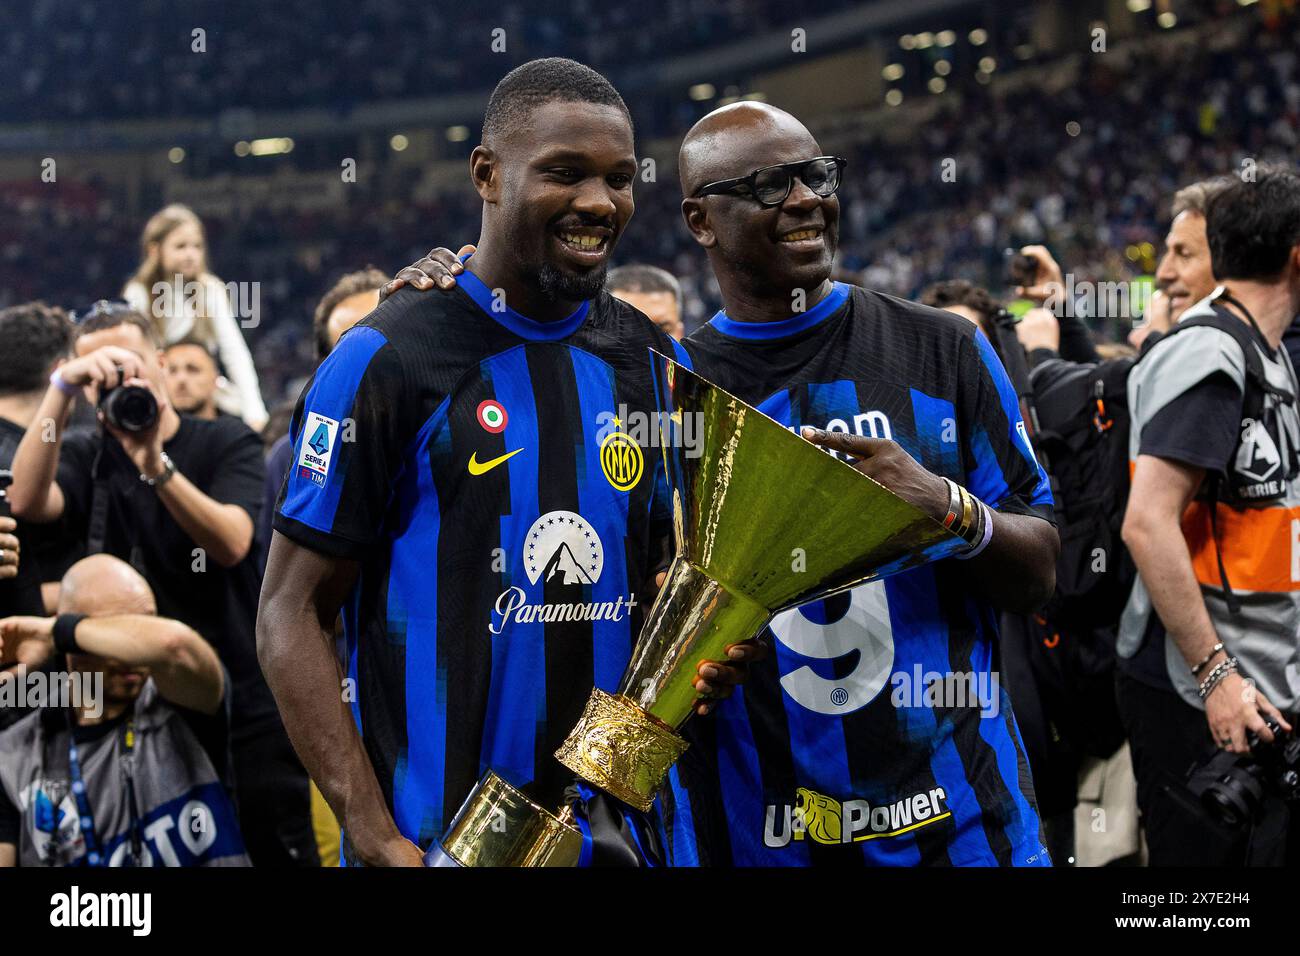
[556,351,968,811]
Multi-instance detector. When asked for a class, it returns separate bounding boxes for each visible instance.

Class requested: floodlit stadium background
[2,0,1297,416]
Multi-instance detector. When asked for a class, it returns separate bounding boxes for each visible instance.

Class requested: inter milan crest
[599,417,643,492]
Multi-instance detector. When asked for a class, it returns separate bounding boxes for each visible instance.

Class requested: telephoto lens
[99,376,159,433]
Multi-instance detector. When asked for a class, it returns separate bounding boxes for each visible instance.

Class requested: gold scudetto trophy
[424,351,966,866]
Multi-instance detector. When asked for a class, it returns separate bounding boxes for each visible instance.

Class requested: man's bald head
[678,102,815,198]
[678,101,840,304]
[59,555,156,617]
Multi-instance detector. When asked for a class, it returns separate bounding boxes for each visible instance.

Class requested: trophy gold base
[430,770,582,867]
[554,688,689,812]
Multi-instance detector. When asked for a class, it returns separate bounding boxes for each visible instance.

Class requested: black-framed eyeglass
[692,156,847,207]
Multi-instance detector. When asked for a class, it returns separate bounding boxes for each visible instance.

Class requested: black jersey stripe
[527,344,595,808]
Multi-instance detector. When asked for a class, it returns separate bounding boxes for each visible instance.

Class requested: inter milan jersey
[274,265,688,862]
[665,282,1054,867]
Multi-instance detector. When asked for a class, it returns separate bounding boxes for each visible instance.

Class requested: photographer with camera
[7,302,318,866]
[1118,166,1300,865]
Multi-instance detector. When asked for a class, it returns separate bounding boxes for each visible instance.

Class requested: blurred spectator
[0,303,78,618]
[258,268,384,574]
[123,205,269,431]
[607,264,686,339]
[163,338,223,421]
[0,554,248,867]
[1132,177,1233,350]
[0,7,1295,415]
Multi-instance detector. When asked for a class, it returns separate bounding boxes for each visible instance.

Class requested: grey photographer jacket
[0,677,249,866]
[1118,293,1300,713]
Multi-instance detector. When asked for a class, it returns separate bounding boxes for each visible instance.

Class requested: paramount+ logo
[764,786,952,848]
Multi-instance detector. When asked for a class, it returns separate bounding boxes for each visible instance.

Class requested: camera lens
[1202,768,1264,829]
[100,385,159,433]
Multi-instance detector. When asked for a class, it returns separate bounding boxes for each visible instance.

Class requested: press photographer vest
[1119,292,1300,712]
[0,679,248,866]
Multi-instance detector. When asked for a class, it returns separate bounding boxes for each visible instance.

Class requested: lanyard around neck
[65,714,142,867]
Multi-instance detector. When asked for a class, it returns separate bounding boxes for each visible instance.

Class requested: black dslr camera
[99,369,158,433]
[73,299,160,433]
[1185,719,1300,828]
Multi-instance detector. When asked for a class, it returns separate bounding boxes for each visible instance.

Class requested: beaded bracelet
[1191,642,1225,677]
[1198,657,1239,700]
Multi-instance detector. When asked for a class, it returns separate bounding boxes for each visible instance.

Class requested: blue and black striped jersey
[665,282,1054,866]
[274,264,688,863]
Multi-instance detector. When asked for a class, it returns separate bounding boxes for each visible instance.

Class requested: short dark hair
[74,301,160,348]
[1206,166,1300,281]
[482,58,631,148]
[920,279,1000,336]
[0,301,73,396]
[312,267,387,361]
[606,264,681,305]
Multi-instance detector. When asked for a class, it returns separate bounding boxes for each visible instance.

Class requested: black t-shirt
[52,416,276,737]
[1118,373,1243,688]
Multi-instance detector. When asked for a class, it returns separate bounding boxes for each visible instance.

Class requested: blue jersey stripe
[883,571,998,864]
[477,349,545,788]
[973,329,1051,507]
[458,260,590,341]
[967,424,1011,509]
[763,382,849,864]
[883,421,999,864]
[773,639,857,860]
[342,585,363,734]
[807,379,858,429]
[709,282,850,341]
[569,349,634,691]
[969,597,1045,865]
[665,766,700,866]
[281,325,387,532]
[719,689,808,864]
[389,401,451,846]
[667,336,693,371]
[756,389,792,429]
[909,389,960,477]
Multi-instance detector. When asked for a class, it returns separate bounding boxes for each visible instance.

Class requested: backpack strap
[1166,305,1292,407]
[1157,302,1288,616]
[1203,475,1242,615]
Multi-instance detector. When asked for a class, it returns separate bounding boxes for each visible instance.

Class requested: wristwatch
[140,452,177,488]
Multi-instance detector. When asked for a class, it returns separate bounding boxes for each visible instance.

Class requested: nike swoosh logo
[467,448,523,476]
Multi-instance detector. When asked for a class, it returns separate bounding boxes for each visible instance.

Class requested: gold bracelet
[956,485,975,539]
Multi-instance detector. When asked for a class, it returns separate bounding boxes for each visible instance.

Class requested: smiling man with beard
[258,58,754,867]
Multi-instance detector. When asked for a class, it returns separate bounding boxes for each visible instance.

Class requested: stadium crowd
[2,1,1300,868]
[3,7,1297,411]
